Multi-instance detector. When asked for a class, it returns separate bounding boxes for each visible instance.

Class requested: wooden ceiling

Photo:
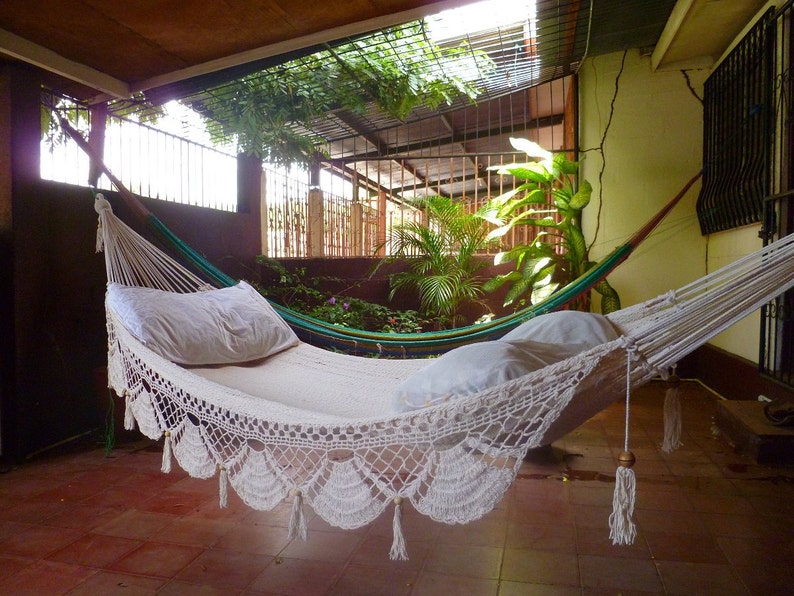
[0,0,470,101]
[0,0,770,106]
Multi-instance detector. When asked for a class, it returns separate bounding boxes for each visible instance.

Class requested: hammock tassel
[161,431,172,474]
[610,342,638,545]
[389,496,409,561]
[662,369,682,454]
[123,390,135,431]
[218,465,228,508]
[288,489,308,541]
[609,451,637,545]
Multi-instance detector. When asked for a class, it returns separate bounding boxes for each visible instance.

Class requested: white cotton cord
[95,194,108,253]
[96,200,208,292]
[609,345,637,545]
[219,465,229,508]
[96,221,105,253]
[662,366,682,454]
[609,465,637,545]
[389,496,409,561]
[288,489,308,541]
[161,431,172,473]
[123,390,135,431]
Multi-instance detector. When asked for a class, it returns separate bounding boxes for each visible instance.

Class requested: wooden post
[351,202,364,256]
[376,190,387,257]
[87,103,107,187]
[259,167,268,257]
[307,187,325,257]
[351,172,363,256]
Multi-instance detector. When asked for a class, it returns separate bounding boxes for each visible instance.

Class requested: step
[715,400,794,464]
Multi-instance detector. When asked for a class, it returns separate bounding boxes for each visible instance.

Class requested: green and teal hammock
[61,117,701,358]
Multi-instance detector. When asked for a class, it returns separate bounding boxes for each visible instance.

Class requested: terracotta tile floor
[1,380,793,595]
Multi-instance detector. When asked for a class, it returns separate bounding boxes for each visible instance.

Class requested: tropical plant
[254,257,429,333]
[381,195,494,328]
[477,138,620,313]
[187,22,492,167]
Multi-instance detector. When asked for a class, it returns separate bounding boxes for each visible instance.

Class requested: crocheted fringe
[662,377,682,454]
[219,466,228,508]
[123,392,135,431]
[161,431,172,474]
[609,465,637,545]
[288,490,308,541]
[389,497,408,561]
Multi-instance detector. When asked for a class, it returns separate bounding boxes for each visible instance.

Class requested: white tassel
[609,344,637,545]
[287,489,308,541]
[161,431,172,473]
[123,391,135,431]
[218,466,229,508]
[609,459,637,545]
[389,496,409,561]
[662,372,682,454]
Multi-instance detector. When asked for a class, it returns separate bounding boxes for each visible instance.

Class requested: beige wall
[578,48,708,308]
[578,46,764,364]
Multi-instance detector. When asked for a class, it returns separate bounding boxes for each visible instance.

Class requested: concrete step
[715,399,794,464]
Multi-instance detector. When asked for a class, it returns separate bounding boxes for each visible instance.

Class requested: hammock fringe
[219,466,229,508]
[123,391,135,431]
[288,490,308,541]
[662,371,683,454]
[161,431,172,474]
[609,347,638,545]
[389,497,409,561]
[609,464,637,545]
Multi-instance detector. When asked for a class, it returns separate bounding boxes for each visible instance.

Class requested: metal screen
[759,1,794,388]
[696,9,774,234]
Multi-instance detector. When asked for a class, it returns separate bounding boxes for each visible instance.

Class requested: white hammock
[95,195,794,559]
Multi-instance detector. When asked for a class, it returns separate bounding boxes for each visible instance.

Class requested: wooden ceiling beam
[0,28,130,99]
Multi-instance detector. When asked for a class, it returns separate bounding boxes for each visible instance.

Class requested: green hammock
[61,116,700,357]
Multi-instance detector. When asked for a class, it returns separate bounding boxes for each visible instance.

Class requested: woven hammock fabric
[96,195,794,558]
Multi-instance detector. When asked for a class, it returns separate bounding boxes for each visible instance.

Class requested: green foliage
[255,257,428,333]
[381,195,494,328]
[189,22,491,167]
[477,138,620,313]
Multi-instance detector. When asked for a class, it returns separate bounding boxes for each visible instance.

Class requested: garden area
[254,139,620,336]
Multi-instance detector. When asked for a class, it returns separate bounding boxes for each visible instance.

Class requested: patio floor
[1,380,793,595]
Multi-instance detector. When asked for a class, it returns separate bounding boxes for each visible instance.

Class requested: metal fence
[41,92,238,211]
[41,93,557,260]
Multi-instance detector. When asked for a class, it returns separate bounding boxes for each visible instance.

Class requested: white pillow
[106,281,299,365]
[392,339,586,413]
[501,310,618,348]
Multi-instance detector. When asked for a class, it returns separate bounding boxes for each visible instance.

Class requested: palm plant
[477,138,620,313]
[383,196,493,328]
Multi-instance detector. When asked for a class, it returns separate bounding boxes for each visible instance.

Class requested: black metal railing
[760,192,794,388]
[696,8,774,234]
[759,1,794,389]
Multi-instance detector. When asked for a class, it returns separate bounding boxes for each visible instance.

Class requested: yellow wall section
[578,46,766,364]
[578,48,707,309]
